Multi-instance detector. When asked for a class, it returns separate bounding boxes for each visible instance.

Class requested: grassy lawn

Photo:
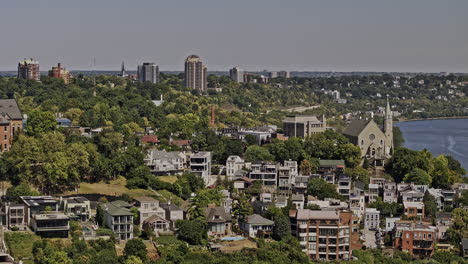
[155,235,183,246]
[5,232,40,264]
[152,189,183,205]
[63,177,155,198]
[157,175,178,184]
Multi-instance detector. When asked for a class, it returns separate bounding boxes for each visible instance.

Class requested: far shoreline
[396,116,468,123]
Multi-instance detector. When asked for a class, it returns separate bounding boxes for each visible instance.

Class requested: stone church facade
[343,98,393,164]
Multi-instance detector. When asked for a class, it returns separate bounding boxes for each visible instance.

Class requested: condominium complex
[291,209,353,261]
[185,55,207,91]
[137,62,159,84]
[282,115,327,138]
[18,58,40,81]
[48,63,71,84]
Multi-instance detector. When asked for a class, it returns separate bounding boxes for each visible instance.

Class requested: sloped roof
[204,207,231,223]
[101,202,133,216]
[0,99,22,120]
[143,214,169,224]
[342,119,372,137]
[245,214,274,225]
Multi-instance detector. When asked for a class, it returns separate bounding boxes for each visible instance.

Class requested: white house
[241,214,274,238]
[364,208,380,230]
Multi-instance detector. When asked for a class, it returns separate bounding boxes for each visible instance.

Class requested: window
[369,134,375,140]
[4,127,7,132]
[361,139,364,146]
[3,135,6,140]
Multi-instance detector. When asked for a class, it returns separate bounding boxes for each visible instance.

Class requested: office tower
[48,63,71,84]
[229,67,244,82]
[185,55,207,91]
[137,63,159,84]
[269,71,278,78]
[18,58,40,81]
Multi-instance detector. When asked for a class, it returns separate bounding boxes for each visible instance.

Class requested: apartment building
[317,160,345,184]
[48,63,71,84]
[364,208,380,230]
[185,55,207,91]
[100,201,134,240]
[393,221,436,258]
[403,201,425,219]
[248,162,277,188]
[277,160,298,192]
[31,213,70,238]
[291,209,353,261]
[61,196,91,221]
[337,175,351,199]
[383,181,397,203]
[190,152,212,185]
[145,149,187,176]
[18,58,40,81]
[226,155,245,180]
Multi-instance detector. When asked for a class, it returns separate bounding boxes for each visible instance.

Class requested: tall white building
[190,152,212,185]
[229,67,244,82]
[137,62,159,84]
[226,156,245,180]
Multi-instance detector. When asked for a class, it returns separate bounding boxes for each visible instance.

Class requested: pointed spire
[386,94,392,119]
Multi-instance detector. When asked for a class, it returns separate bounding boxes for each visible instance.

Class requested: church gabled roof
[342,119,372,137]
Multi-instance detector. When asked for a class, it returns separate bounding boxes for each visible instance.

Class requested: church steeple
[120,61,127,77]
[384,95,393,156]
[385,95,392,120]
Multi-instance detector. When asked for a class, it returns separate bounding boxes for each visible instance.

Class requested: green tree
[299,159,312,175]
[423,191,438,218]
[26,110,57,136]
[232,195,253,223]
[273,214,291,241]
[123,238,147,262]
[175,219,207,245]
[307,178,342,200]
[5,183,39,202]
[245,134,258,146]
[244,145,274,162]
[124,256,143,264]
[404,168,432,185]
[304,204,321,210]
[393,126,405,148]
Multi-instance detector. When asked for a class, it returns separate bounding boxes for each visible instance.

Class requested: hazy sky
[1,0,467,72]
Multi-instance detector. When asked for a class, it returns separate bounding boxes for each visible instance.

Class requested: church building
[342,97,393,165]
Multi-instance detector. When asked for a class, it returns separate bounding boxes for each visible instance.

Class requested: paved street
[364,229,377,249]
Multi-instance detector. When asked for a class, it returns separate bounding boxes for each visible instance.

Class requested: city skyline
[1,0,468,72]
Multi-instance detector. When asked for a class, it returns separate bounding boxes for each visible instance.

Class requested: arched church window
[380,140,384,146]
[361,139,364,146]
[369,134,375,141]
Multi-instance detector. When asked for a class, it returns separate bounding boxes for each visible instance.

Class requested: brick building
[48,63,71,84]
[393,221,436,258]
[291,209,354,261]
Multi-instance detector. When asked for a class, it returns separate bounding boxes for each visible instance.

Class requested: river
[396,118,468,170]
